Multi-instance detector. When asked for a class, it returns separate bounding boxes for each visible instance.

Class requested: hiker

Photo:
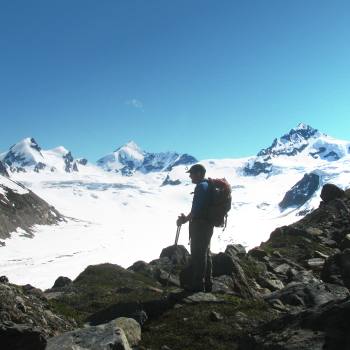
[177,164,214,292]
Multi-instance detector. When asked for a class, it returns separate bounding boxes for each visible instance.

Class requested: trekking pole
[174,224,181,245]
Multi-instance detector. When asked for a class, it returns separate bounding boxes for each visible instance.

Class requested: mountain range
[1,122,350,289]
[0,138,197,176]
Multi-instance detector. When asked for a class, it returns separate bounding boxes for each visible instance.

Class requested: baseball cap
[186,164,206,174]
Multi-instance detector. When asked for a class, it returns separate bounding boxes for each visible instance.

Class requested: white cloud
[126,98,144,111]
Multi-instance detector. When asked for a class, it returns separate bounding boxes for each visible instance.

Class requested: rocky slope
[0,161,9,177]
[1,183,350,349]
[0,175,64,239]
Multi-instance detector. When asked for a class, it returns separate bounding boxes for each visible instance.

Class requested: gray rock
[286,269,319,284]
[307,258,325,270]
[46,320,131,350]
[224,244,246,259]
[183,292,220,304]
[161,346,172,350]
[273,263,292,275]
[265,282,349,310]
[211,275,236,294]
[258,275,285,291]
[306,227,323,236]
[212,252,256,298]
[210,311,223,321]
[113,317,141,347]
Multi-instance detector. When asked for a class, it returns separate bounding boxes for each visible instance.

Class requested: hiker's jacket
[191,179,212,220]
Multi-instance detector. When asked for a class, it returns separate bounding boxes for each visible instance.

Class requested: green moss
[49,299,85,326]
[141,297,273,350]
[49,263,165,324]
[261,231,333,265]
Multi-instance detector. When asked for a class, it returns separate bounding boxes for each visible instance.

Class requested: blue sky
[1,0,350,161]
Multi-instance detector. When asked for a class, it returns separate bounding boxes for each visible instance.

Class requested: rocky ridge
[1,183,350,349]
[0,175,64,239]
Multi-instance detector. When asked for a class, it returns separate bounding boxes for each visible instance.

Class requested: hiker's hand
[177,214,187,226]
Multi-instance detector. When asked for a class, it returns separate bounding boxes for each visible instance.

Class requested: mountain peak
[15,137,42,152]
[294,122,313,131]
[125,140,140,149]
[1,137,44,167]
[115,141,143,154]
[287,123,321,140]
[257,123,322,158]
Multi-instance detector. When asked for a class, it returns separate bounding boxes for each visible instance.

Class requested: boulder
[159,245,190,266]
[52,276,72,289]
[320,184,345,203]
[128,259,179,287]
[212,252,256,298]
[0,275,9,283]
[46,320,131,350]
[112,317,141,347]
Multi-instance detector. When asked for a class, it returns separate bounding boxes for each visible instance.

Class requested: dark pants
[188,219,214,292]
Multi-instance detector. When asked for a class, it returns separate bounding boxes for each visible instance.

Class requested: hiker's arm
[190,182,208,218]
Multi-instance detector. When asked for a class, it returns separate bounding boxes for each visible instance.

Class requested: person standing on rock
[177,164,214,293]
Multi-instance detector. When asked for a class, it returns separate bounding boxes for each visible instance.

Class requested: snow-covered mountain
[1,123,350,289]
[0,137,88,173]
[97,141,197,175]
[243,123,350,176]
